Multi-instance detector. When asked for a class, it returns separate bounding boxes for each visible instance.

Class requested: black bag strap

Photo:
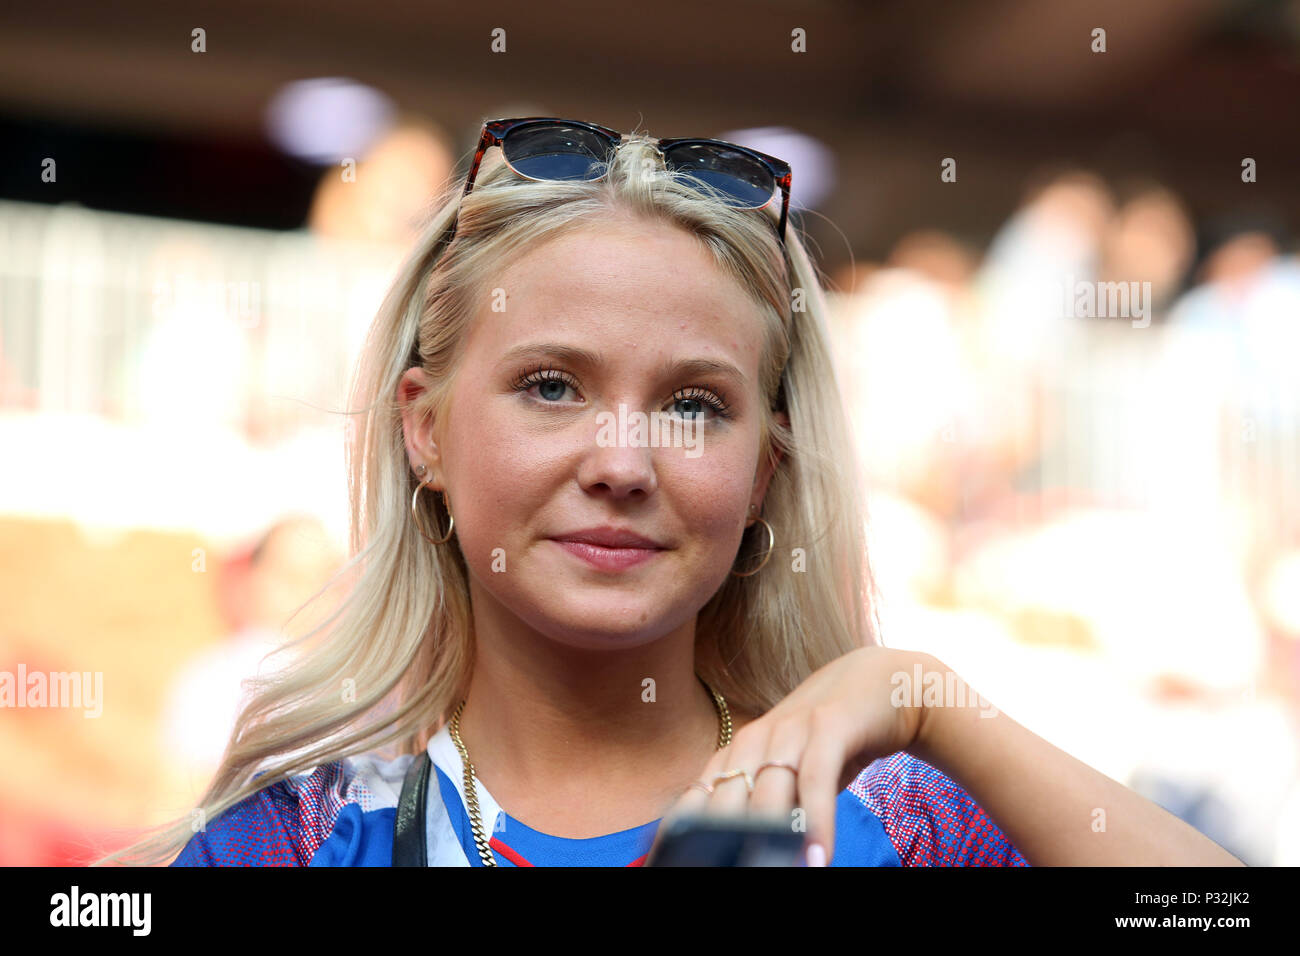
[393,750,432,866]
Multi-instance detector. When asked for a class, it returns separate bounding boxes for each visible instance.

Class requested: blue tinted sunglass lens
[503,124,612,181]
[661,143,775,208]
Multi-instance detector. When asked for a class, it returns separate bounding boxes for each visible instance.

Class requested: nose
[576,440,659,501]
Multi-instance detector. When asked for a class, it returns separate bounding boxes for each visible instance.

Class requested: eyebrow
[499,342,749,387]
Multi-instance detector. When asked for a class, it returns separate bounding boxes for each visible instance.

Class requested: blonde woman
[104,118,1240,867]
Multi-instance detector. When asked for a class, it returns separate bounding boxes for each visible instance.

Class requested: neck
[452,583,728,814]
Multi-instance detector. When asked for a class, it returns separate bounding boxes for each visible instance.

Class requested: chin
[522,592,691,650]
[469,550,724,650]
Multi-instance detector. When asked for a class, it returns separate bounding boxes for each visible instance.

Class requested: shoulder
[170,753,414,867]
[846,751,1029,867]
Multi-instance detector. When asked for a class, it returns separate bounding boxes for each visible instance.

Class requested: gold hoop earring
[411,466,454,545]
[730,515,774,578]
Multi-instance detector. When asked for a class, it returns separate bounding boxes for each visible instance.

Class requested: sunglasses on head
[446,116,793,245]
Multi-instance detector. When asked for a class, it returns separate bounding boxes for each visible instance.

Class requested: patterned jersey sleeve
[170,762,351,866]
[849,751,1029,866]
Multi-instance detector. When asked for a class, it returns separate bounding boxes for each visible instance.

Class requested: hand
[648,646,933,866]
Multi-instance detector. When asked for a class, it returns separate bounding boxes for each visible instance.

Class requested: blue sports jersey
[171,723,1029,866]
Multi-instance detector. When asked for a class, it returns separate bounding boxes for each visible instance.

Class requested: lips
[549,526,668,572]
[550,526,666,549]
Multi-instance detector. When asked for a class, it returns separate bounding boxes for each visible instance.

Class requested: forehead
[465,219,769,372]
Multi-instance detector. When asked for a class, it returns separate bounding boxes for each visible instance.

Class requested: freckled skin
[404,218,782,652]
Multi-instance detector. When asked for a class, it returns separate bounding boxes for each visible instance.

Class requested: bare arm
[907,654,1245,866]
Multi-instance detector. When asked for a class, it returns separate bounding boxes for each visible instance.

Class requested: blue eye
[673,398,707,419]
[537,378,571,401]
[670,388,731,421]
[512,366,581,403]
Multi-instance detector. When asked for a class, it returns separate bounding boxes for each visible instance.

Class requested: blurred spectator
[828,259,881,298]
[1098,180,1196,315]
[887,229,979,289]
[976,169,1116,367]
[831,257,974,514]
[159,516,344,794]
[307,117,456,246]
[1168,234,1300,389]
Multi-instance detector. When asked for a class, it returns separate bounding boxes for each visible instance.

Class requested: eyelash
[509,364,733,420]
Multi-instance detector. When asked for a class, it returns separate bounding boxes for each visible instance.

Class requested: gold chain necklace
[447,677,732,867]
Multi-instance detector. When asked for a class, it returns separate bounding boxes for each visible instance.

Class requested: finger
[796,707,846,866]
[748,718,805,827]
[704,721,770,817]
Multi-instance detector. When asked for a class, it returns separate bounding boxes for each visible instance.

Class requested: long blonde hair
[97,130,880,866]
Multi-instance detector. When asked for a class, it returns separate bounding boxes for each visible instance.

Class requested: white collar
[425,722,506,865]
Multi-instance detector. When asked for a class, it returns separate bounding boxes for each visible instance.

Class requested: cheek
[663,446,755,544]
[442,403,554,561]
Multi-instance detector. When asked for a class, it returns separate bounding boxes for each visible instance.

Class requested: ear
[749,409,790,517]
[397,366,447,488]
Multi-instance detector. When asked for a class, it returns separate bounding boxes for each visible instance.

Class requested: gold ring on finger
[711,769,754,794]
[687,782,714,795]
[754,761,799,783]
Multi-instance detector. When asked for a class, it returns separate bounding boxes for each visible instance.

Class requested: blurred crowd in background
[1,114,1297,866]
[827,168,1300,867]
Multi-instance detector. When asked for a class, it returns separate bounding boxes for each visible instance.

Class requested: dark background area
[2,0,1298,263]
